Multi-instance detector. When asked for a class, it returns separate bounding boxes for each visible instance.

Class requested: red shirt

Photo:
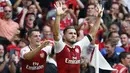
[56,45,81,73]
[60,17,73,30]
[22,50,47,73]
[121,44,130,52]
[55,35,92,73]
[112,63,128,73]
[0,1,6,18]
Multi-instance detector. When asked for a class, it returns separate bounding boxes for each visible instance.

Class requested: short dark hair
[87,3,97,8]
[25,13,35,18]
[119,52,130,62]
[63,26,76,34]
[108,31,119,38]
[105,39,117,47]
[120,32,129,38]
[27,28,40,37]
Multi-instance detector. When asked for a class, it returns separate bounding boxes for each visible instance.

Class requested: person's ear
[28,37,31,42]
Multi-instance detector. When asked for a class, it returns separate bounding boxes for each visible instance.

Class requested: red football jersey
[21,45,52,73]
[55,35,92,73]
[21,50,47,73]
[112,63,128,73]
[56,45,81,73]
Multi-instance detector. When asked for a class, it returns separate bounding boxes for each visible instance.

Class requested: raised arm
[33,0,42,13]
[67,9,78,26]
[88,7,103,38]
[19,8,28,29]
[76,0,84,9]
[53,1,66,41]
[13,0,22,9]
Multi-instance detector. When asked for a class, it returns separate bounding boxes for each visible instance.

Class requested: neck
[122,44,128,48]
[65,42,74,48]
[29,43,37,50]
[4,18,10,21]
[0,57,4,62]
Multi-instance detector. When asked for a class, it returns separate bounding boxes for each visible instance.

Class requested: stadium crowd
[0,0,130,73]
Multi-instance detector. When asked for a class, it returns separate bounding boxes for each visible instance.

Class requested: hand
[39,40,50,49]
[23,8,28,14]
[54,1,67,16]
[97,5,104,17]
[4,53,9,63]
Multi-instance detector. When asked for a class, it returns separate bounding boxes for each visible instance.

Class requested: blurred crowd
[0,0,130,73]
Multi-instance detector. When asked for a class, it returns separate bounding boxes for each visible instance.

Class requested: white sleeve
[20,46,30,59]
[54,38,65,53]
[41,45,52,54]
[75,35,92,51]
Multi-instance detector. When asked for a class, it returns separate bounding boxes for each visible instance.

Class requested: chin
[36,42,40,46]
[70,41,76,44]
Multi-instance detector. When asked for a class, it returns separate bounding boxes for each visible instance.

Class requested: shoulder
[21,46,30,52]
[10,20,19,27]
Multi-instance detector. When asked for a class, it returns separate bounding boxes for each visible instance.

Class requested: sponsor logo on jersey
[26,65,44,70]
[65,57,80,64]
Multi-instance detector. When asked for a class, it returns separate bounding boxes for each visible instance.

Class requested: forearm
[19,11,27,28]
[9,62,16,73]
[53,15,60,41]
[69,10,77,26]
[23,46,42,60]
[13,0,22,9]
[89,16,101,38]
[76,0,84,9]
[34,1,42,13]
[0,61,6,72]
[6,1,12,8]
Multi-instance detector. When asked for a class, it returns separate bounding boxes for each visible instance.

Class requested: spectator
[41,25,53,41]
[100,32,124,56]
[20,12,36,38]
[0,6,19,47]
[80,56,95,73]
[109,23,120,33]
[0,44,16,73]
[124,13,130,24]
[100,39,120,73]
[121,20,130,37]
[112,52,130,73]
[103,3,121,28]
[120,33,130,52]
[0,0,12,18]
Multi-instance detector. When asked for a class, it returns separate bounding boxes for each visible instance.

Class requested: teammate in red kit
[53,1,103,73]
[20,29,52,73]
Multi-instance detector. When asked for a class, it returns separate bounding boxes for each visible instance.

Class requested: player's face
[64,29,77,44]
[28,31,41,46]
